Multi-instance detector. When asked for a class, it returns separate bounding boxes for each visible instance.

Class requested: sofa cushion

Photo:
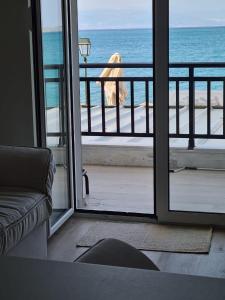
[0,146,55,207]
[0,187,51,255]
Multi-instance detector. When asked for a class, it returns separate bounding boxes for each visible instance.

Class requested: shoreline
[43,25,225,33]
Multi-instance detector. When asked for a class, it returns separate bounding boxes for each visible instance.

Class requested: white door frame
[69,0,83,208]
[51,0,84,235]
[49,0,81,236]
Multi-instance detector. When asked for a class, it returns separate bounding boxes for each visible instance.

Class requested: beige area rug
[77,221,213,253]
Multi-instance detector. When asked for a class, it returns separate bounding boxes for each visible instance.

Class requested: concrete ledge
[51,144,225,169]
[83,145,225,169]
[83,144,154,167]
[170,148,225,170]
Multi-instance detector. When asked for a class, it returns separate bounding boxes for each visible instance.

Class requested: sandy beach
[169,90,224,107]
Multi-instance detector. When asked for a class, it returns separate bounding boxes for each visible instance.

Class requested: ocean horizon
[78,25,225,31]
[43,26,225,107]
[43,25,225,32]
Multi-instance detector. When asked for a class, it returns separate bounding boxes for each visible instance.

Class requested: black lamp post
[79,38,91,106]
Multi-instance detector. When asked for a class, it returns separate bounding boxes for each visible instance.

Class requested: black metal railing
[80,63,154,138]
[44,64,66,146]
[44,62,225,149]
[169,63,225,149]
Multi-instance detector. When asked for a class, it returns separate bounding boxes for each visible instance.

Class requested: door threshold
[74,210,157,223]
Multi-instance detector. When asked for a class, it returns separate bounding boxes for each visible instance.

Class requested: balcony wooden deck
[83,165,225,214]
[52,165,225,215]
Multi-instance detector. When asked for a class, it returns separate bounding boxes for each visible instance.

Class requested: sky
[78,0,225,30]
[41,0,62,30]
[41,0,225,30]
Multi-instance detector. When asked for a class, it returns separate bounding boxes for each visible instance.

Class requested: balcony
[44,62,225,214]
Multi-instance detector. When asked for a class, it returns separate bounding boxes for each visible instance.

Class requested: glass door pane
[159,0,225,225]
[40,0,74,230]
[77,0,155,215]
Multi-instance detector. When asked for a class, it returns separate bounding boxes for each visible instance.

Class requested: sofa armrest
[0,146,55,199]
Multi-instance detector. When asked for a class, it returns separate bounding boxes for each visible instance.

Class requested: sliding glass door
[76,0,155,215]
[37,0,81,234]
[156,0,225,226]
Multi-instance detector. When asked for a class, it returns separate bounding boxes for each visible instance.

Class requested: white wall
[0,1,37,146]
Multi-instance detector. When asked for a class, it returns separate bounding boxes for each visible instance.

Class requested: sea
[42,27,225,107]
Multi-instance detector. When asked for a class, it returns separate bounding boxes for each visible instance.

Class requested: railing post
[86,80,92,133]
[116,80,120,133]
[223,81,225,136]
[58,66,66,147]
[188,67,195,150]
[84,57,88,107]
[101,81,106,133]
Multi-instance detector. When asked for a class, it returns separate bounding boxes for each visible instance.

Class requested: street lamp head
[78,38,91,60]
